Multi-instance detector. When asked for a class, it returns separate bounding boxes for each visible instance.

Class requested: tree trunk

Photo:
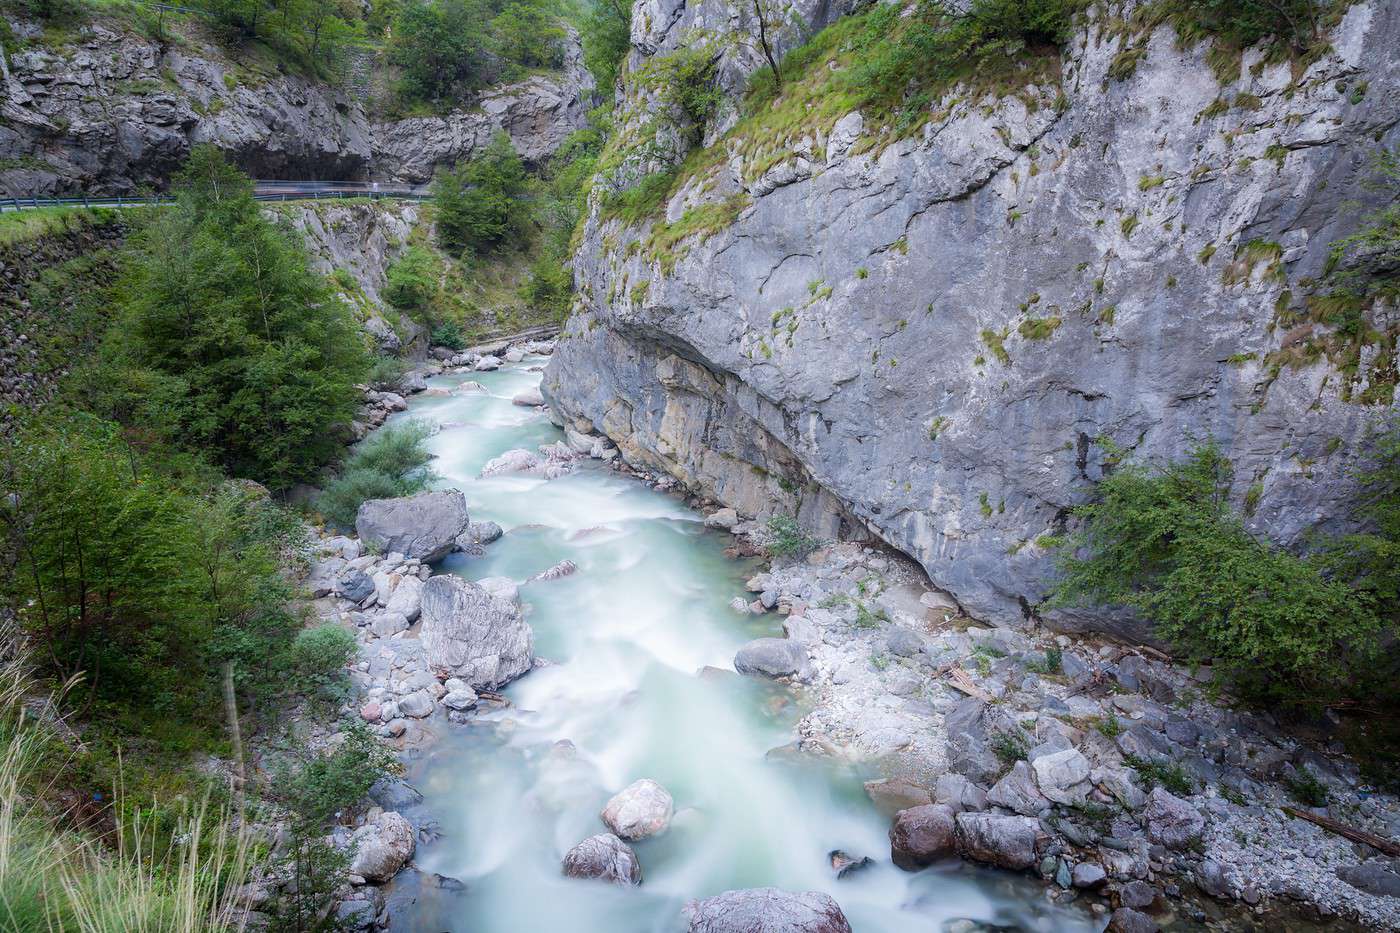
[222,660,246,807]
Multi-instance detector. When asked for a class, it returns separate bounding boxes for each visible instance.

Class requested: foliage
[0,415,312,719]
[1123,752,1194,795]
[315,420,438,527]
[366,354,408,390]
[850,0,1080,122]
[282,722,399,827]
[383,246,437,310]
[1026,646,1063,674]
[1323,418,1400,612]
[83,148,367,490]
[991,731,1028,766]
[1284,766,1329,806]
[1050,441,1382,707]
[270,833,351,933]
[765,514,818,558]
[518,255,573,321]
[638,46,722,143]
[430,321,467,350]
[1157,0,1329,57]
[388,0,565,107]
[579,0,633,97]
[1326,147,1400,303]
[433,132,530,257]
[289,624,358,701]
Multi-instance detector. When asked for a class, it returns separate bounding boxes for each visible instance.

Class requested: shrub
[389,0,494,105]
[1051,441,1381,707]
[638,46,722,143]
[430,321,467,350]
[366,354,408,390]
[490,0,564,70]
[316,420,438,527]
[1123,752,1194,795]
[1162,0,1327,57]
[580,0,633,96]
[1285,766,1329,806]
[284,722,399,827]
[384,246,437,310]
[765,514,819,558]
[518,255,573,321]
[289,624,357,699]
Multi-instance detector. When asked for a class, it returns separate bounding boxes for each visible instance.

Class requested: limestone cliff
[0,17,594,195]
[545,0,1400,639]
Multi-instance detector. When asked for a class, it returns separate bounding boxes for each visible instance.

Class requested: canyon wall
[0,19,593,195]
[545,0,1400,639]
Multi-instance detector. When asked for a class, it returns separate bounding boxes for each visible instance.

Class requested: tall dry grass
[0,625,257,932]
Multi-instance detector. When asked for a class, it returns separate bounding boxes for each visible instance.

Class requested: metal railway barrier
[0,182,431,212]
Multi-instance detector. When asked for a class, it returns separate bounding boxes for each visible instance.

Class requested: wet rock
[734,638,809,680]
[356,490,470,562]
[683,887,852,933]
[474,355,502,371]
[1143,788,1204,850]
[1107,908,1159,933]
[350,811,415,882]
[512,387,545,406]
[368,777,423,811]
[476,576,520,606]
[562,833,642,886]
[480,448,542,477]
[529,559,578,583]
[420,575,533,689]
[443,688,478,711]
[459,520,504,547]
[601,778,674,841]
[827,850,873,879]
[954,812,1041,870]
[398,690,434,718]
[704,507,739,529]
[864,777,932,817]
[889,804,956,870]
[986,761,1049,816]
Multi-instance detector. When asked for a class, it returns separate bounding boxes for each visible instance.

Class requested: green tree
[490,0,564,71]
[1050,442,1381,707]
[433,132,530,256]
[580,0,633,97]
[89,147,367,489]
[383,246,438,311]
[389,0,493,105]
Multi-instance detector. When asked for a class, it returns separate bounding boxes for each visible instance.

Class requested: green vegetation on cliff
[1050,438,1396,709]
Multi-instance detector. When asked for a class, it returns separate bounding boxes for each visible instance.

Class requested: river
[386,354,1098,932]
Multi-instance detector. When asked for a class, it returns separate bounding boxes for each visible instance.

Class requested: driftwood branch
[1283,806,1400,857]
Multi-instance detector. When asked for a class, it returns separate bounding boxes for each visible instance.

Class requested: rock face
[355,490,470,562]
[601,778,673,841]
[0,21,594,195]
[562,833,643,886]
[683,888,853,933]
[543,0,1400,639]
[419,574,533,688]
[349,811,415,882]
[888,804,956,870]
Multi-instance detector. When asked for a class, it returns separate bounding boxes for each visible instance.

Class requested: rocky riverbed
[247,336,1400,932]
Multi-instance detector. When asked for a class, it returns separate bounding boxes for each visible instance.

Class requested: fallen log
[1283,806,1400,857]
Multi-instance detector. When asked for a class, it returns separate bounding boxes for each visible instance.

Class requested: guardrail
[0,183,432,212]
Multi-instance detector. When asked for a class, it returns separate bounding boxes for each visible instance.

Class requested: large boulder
[683,888,852,933]
[601,779,673,841]
[349,811,415,882]
[1143,788,1204,850]
[954,812,1041,870]
[733,638,809,680]
[355,491,469,562]
[1030,747,1092,805]
[420,575,533,689]
[889,804,956,870]
[562,833,642,886]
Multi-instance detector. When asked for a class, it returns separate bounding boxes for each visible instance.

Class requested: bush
[430,321,467,350]
[580,0,633,96]
[87,147,367,490]
[639,47,722,143]
[490,0,564,70]
[316,420,438,527]
[434,132,530,256]
[383,246,437,310]
[1163,0,1326,55]
[366,355,408,390]
[284,722,399,826]
[1050,441,1381,707]
[765,514,819,558]
[388,0,494,104]
[289,624,357,699]
[518,256,572,321]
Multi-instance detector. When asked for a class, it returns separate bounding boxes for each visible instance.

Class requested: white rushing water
[389,358,1097,932]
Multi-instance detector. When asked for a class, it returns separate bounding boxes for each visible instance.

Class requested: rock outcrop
[418,574,533,688]
[355,490,469,562]
[0,18,593,195]
[544,0,1400,639]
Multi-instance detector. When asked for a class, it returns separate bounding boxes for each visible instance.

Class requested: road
[0,180,432,211]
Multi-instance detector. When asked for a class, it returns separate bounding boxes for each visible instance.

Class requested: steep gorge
[545,0,1400,639]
